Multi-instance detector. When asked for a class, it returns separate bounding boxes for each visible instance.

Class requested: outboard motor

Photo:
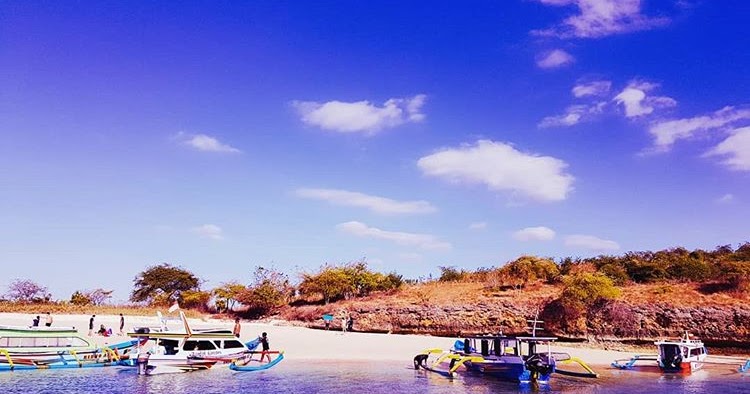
[525,354,554,379]
[136,353,150,375]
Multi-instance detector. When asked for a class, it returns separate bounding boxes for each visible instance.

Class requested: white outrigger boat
[612,332,707,373]
[0,325,135,371]
[128,312,282,375]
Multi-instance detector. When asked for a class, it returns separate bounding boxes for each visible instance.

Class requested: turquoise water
[0,361,747,393]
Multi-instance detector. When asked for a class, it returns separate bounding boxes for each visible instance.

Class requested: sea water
[0,361,747,394]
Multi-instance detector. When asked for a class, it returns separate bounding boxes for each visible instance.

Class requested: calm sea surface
[0,361,747,394]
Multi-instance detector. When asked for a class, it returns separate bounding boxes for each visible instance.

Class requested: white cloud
[648,106,750,150]
[533,0,670,38]
[536,49,575,69]
[613,81,676,118]
[295,188,436,215]
[704,126,750,171]
[191,224,224,240]
[469,222,488,230]
[336,221,451,250]
[565,234,620,252]
[417,140,574,202]
[572,80,611,98]
[292,95,426,134]
[176,132,241,153]
[715,193,735,204]
[538,103,605,128]
[513,226,556,242]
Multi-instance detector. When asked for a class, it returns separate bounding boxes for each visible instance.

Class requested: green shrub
[561,272,621,308]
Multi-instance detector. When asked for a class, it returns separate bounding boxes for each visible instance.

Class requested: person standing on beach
[45,312,53,327]
[119,313,125,336]
[88,315,95,336]
[259,332,271,362]
[233,318,241,338]
[340,310,348,333]
[32,316,40,327]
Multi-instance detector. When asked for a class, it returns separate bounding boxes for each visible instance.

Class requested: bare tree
[6,279,48,303]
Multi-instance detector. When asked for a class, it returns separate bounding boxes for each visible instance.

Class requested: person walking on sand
[45,312,53,327]
[233,318,241,338]
[259,332,271,362]
[32,315,40,327]
[88,315,95,336]
[340,310,348,333]
[119,313,125,336]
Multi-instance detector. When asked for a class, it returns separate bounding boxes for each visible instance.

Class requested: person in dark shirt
[233,318,241,338]
[119,314,125,336]
[259,332,271,362]
[32,316,40,327]
[88,315,96,336]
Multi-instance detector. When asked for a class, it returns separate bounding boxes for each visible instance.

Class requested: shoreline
[3,312,749,368]
[0,312,642,366]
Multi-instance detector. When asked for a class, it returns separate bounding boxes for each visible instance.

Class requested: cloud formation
[295,188,436,215]
[613,81,676,118]
[533,0,670,38]
[541,79,673,128]
[565,234,620,251]
[513,226,556,241]
[292,95,426,134]
[417,140,574,202]
[191,224,224,240]
[572,80,611,98]
[336,221,451,250]
[538,103,606,128]
[715,193,735,204]
[176,133,241,153]
[536,49,575,69]
[648,106,750,150]
[704,126,750,171]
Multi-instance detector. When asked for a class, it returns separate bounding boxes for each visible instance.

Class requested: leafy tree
[499,256,560,289]
[5,279,49,303]
[70,291,92,306]
[439,266,467,282]
[130,263,201,305]
[212,282,247,312]
[299,265,353,304]
[599,264,629,285]
[180,290,212,311]
[237,266,292,315]
[561,272,621,308]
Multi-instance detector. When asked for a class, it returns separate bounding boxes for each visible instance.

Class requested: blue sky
[1,1,748,301]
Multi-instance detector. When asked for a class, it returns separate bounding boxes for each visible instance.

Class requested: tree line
[3,242,749,318]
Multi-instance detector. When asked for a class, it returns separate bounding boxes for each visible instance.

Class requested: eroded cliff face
[281,298,750,346]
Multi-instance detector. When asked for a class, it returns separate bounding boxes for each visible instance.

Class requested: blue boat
[414,319,597,384]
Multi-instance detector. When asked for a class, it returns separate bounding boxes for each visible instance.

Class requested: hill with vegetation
[3,243,750,347]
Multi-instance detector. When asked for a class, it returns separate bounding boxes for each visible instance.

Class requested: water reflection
[0,361,746,394]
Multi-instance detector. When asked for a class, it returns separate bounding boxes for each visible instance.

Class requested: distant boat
[655,332,707,373]
[612,331,707,373]
[0,325,135,371]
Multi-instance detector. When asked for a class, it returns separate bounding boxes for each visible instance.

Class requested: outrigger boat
[414,319,597,384]
[128,312,283,375]
[612,332,707,373]
[0,325,136,371]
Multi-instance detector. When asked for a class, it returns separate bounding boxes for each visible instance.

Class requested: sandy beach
[0,312,635,366]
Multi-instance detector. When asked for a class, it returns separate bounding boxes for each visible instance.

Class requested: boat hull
[464,359,554,384]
